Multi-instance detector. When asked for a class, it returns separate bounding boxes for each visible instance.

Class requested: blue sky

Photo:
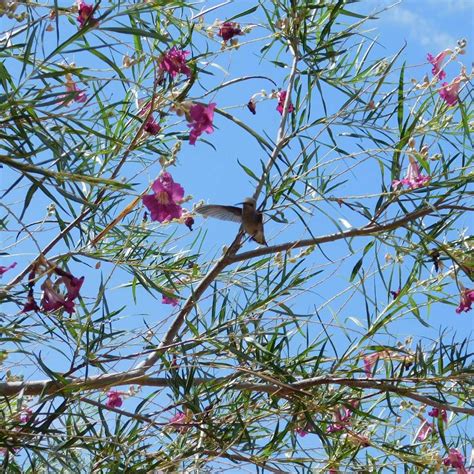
[1,0,473,469]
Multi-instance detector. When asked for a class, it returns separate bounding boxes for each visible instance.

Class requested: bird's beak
[234,202,245,206]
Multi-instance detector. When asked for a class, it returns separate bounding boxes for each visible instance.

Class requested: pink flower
[142,172,185,223]
[363,353,380,378]
[295,427,308,437]
[392,157,430,190]
[168,411,190,433]
[40,269,84,314]
[187,103,216,145]
[105,390,123,409]
[144,118,161,135]
[184,216,194,231]
[162,295,178,306]
[427,50,449,80]
[61,75,87,106]
[0,261,17,277]
[41,279,75,314]
[159,47,191,78]
[428,407,448,423]
[439,76,462,106]
[276,90,294,115]
[138,101,161,135]
[55,268,85,301]
[443,448,467,473]
[77,0,98,28]
[19,408,33,424]
[327,404,354,433]
[22,291,40,313]
[456,288,474,314]
[416,419,433,441]
[218,22,242,42]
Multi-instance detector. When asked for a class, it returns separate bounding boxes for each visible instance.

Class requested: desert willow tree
[0,0,472,471]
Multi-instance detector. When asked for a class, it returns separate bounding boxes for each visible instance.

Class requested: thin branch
[228,203,454,264]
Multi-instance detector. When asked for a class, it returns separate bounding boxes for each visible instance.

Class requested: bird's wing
[195,205,242,223]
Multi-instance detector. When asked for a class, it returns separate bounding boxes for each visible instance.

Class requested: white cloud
[379,5,456,51]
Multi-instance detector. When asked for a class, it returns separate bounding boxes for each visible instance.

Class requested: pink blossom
[295,427,308,437]
[144,118,161,135]
[162,295,178,306]
[41,279,75,314]
[19,408,33,424]
[61,75,87,106]
[187,103,216,145]
[159,47,191,78]
[40,269,84,314]
[428,407,448,423]
[218,22,242,42]
[105,390,123,409]
[427,50,449,80]
[168,411,190,433]
[416,419,433,441]
[142,172,184,223]
[138,101,161,135]
[0,261,17,277]
[77,0,98,28]
[439,76,462,106]
[443,448,467,473]
[456,288,474,314]
[392,157,430,190]
[276,90,294,115]
[327,404,354,433]
[184,216,194,231]
[363,353,380,378]
[22,291,40,313]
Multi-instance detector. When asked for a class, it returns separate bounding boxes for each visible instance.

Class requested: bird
[195,197,267,246]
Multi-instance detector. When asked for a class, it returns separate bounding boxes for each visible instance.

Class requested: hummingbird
[195,197,267,246]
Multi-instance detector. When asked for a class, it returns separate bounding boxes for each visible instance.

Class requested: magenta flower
[22,290,40,313]
[168,411,191,433]
[77,0,98,28]
[142,172,185,223]
[187,103,216,145]
[159,47,191,78]
[363,353,380,378]
[41,279,75,314]
[456,288,474,314]
[105,390,123,409]
[138,101,161,135]
[162,294,179,306]
[443,448,467,473]
[327,403,356,433]
[295,427,308,437]
[276,90,295,115]
[19,408,33,424]
[218,22,242,42]
[57,271,85,302]
[428,407,448,423]
[0,261,17,277]
[184,216,194,231]
[439,76,462,106]
[144,118,161,135]
[392,157,430,190]
[61,75,87,106]
[40,269,84,314]
[416,419,433,441]
[427,50,449,80]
